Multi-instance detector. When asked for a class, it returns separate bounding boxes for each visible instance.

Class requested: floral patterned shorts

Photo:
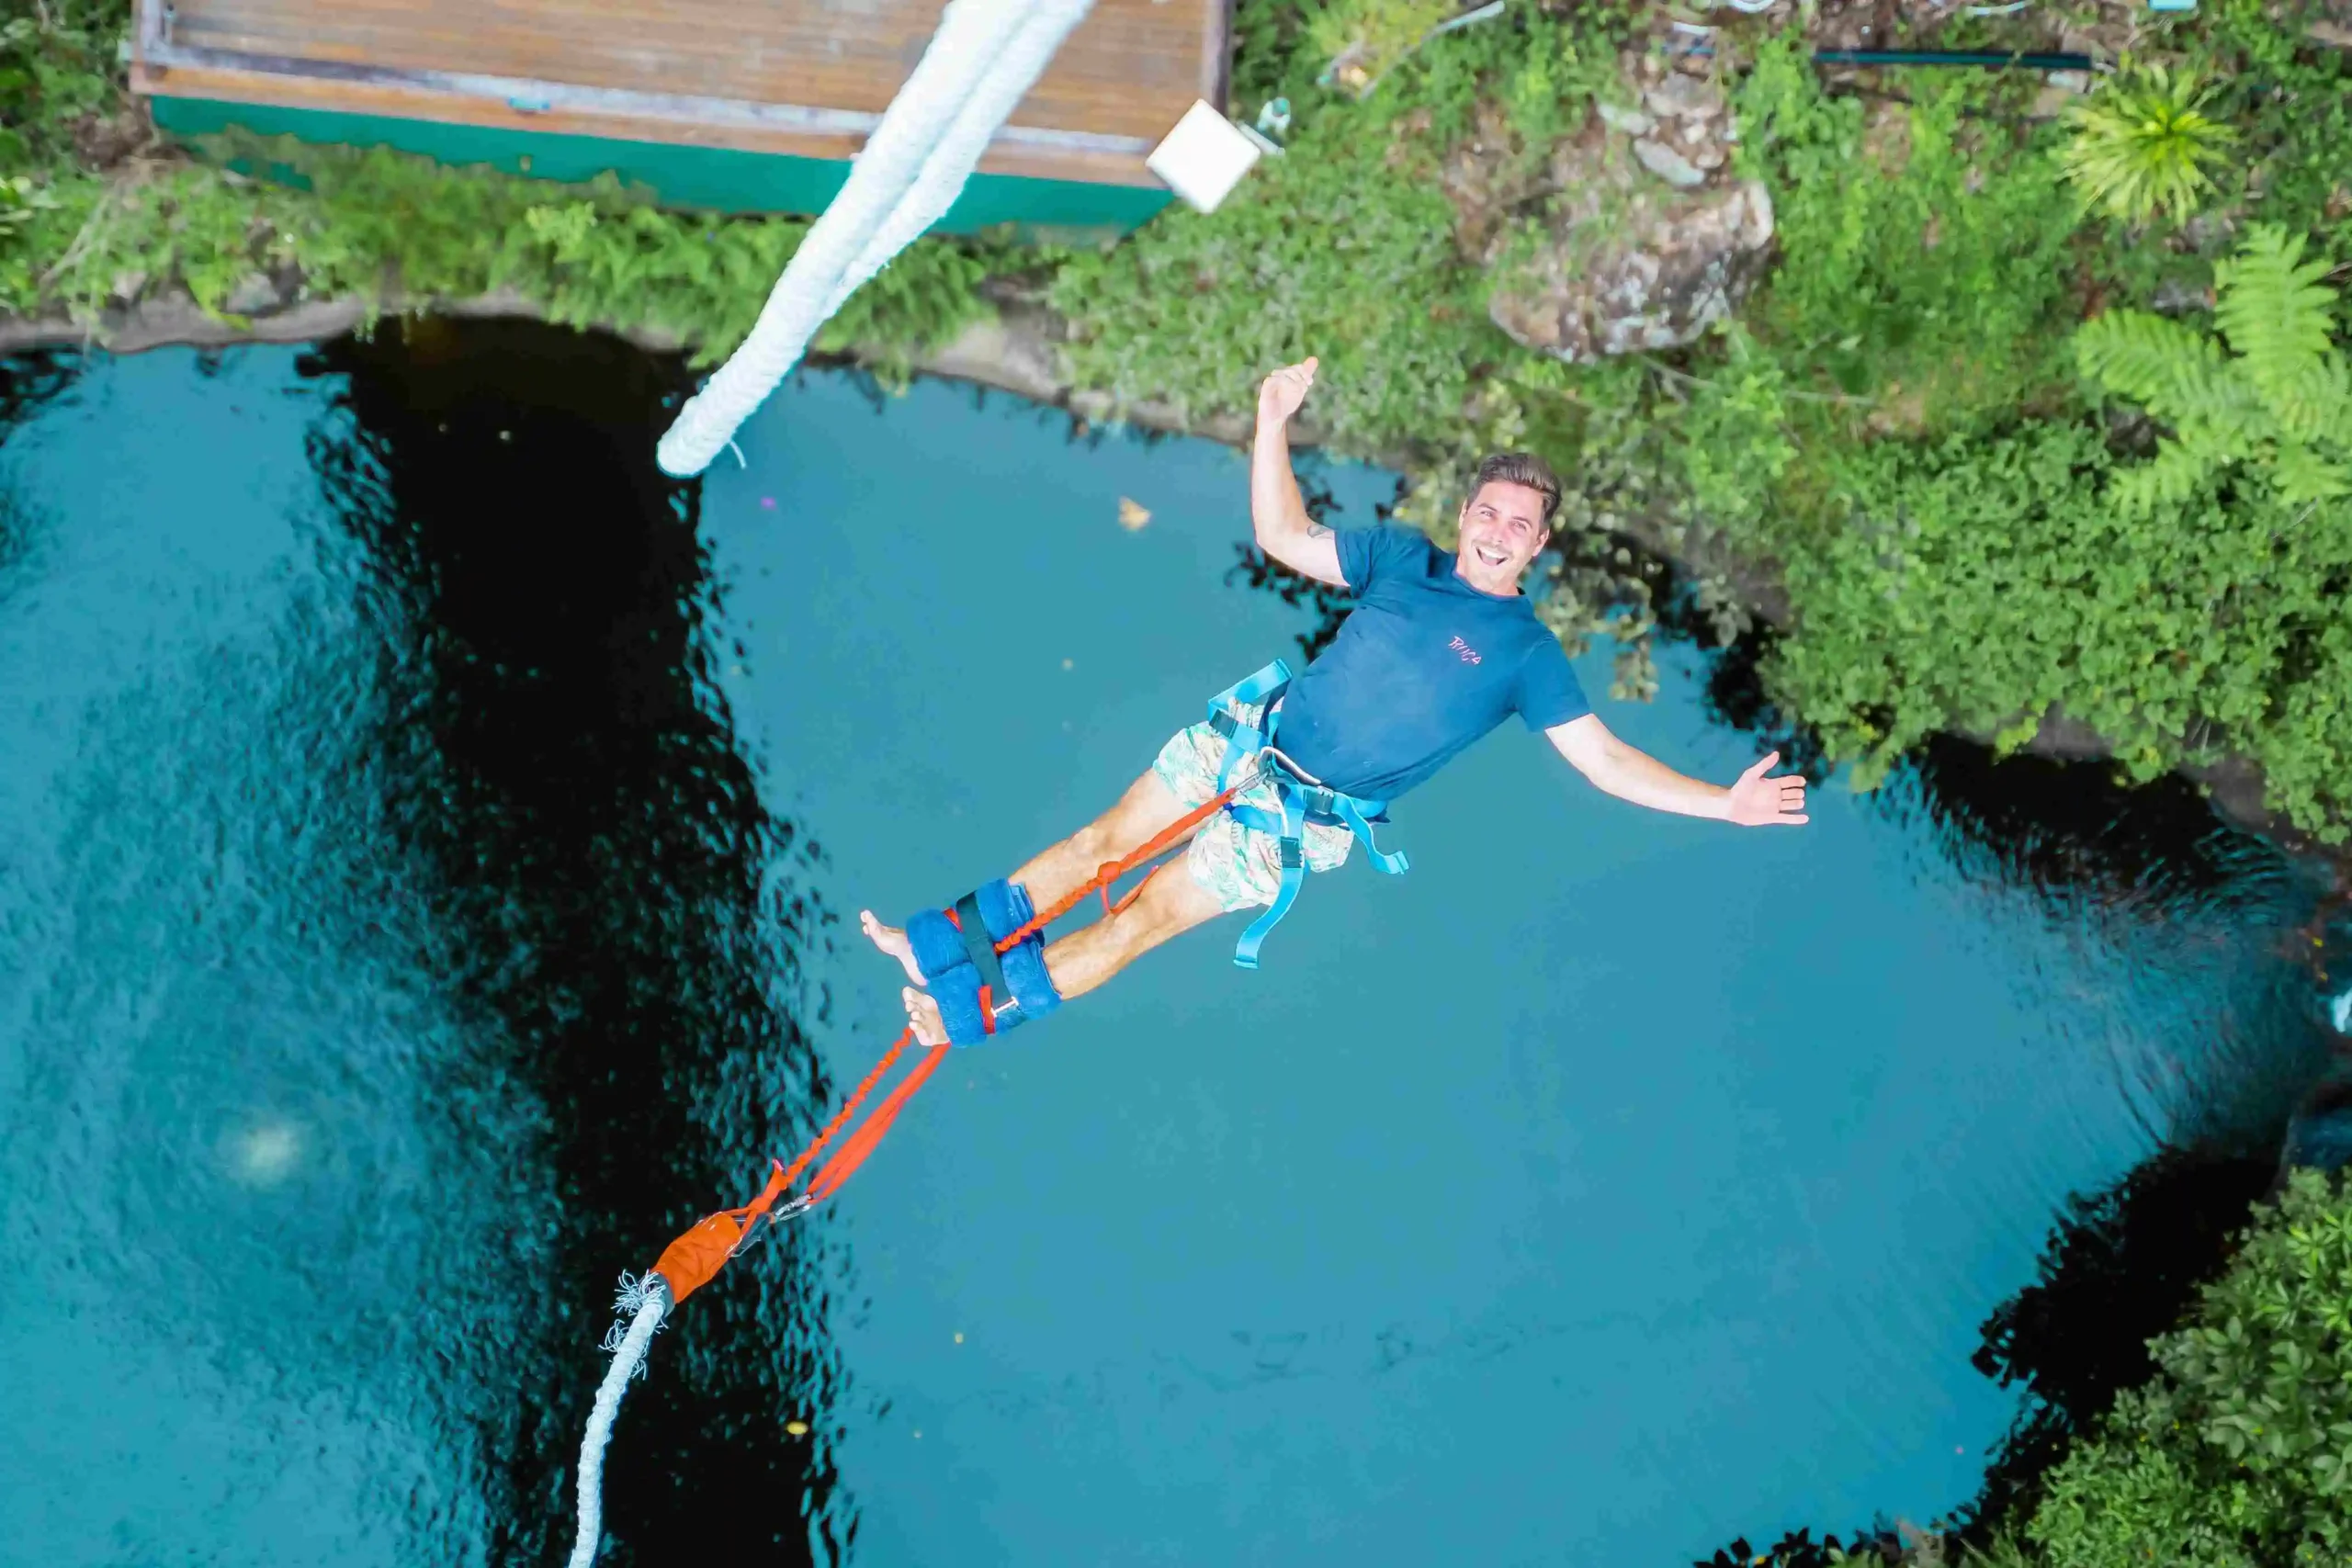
[1149,699,1355,912]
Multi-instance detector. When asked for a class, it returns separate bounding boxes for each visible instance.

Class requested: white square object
[1146,100,1263,214]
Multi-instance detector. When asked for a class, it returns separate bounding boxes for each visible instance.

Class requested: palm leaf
[2060,65,2237,226]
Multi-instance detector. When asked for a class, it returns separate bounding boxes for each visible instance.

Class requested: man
[863,356,1807,1045]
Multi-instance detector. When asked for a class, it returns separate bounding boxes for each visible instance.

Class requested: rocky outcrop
[1444,53,1775,364]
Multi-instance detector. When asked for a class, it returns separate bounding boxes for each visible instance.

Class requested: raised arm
[1547,713,1808,826]
[1251,357,1347,587]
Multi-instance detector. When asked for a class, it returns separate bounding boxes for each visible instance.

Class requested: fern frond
[2110,434,2220,516]
[2076,309,2228,418]
[2270,440,2352,508]
[2265,357,2352,447]
[2215,225,2340,398]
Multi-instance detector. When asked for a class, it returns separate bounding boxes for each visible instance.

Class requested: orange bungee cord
[563,774,1250,1567]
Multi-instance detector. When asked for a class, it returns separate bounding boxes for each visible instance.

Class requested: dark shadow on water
[1891,738,2286,918]
[1660,601,2294,919]
[0,347,83,428]
[299,318,850,1567]
[1224,465,1358,661]
[1960,1142,2278,1539]
[0,351,88,584]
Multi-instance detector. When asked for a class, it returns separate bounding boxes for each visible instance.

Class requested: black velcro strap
[1208,682,1287,739]
[953,891,1015,1023]
[1279,837,1306,870]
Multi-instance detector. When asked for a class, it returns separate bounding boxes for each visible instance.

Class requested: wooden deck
[131,0,1229,189]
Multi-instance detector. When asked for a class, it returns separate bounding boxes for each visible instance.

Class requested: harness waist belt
[1204,660,1410,969]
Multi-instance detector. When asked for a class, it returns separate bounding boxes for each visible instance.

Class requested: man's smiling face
[1453,479,1552,594]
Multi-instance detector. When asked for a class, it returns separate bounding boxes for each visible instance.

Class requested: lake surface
[0,325,2336,1568]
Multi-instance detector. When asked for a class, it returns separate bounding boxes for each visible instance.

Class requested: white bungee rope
[566,1272,673,1568]
[581,6,1103,1552]
[656,0,1099,477]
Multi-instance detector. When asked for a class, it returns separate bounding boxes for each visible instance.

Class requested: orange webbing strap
[775,1026,919,1191]
[650,1026,919,1303]
[803,1039,954,1203]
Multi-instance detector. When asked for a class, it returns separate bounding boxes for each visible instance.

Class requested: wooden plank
[151,0,1219,146]
[130,59,1166,187]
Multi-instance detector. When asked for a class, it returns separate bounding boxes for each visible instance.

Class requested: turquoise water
[0,328,2332,1567]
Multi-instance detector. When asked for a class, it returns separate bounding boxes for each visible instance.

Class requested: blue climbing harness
[1204,660,1410,969]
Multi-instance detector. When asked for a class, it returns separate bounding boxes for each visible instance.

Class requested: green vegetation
[1712,20,2352,829]
[1303,0,1458,96]
[1728,39,2085,434]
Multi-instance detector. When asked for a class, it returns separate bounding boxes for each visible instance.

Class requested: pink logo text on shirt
[1448,635,1484,665]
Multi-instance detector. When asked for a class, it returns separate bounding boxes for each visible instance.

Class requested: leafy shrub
[1050,3,1622,457]
[1761,409,2352,830]
[17,127,995,366]
[2185,0,2352,251]
[0,4,119,169]
[1728,36,2084,434]
[1049,107,1487,456]
[1711,28,2352,837]
[0,3,119,309]
[2059,64,2238,228]
[1304,0,1458,97]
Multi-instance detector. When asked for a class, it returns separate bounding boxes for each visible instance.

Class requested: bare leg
[861,767,1199,982]
[1008,769,1199,917]
[1038,857,1229,1000]
[896,858,1229,1043]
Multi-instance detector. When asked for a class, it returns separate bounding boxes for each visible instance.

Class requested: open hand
[1258,356,1318,423]
[1725,750,1808,827]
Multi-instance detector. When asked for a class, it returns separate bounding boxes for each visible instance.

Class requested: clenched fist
[1257,357,1318,424]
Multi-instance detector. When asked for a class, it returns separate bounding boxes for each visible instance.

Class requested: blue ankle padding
[928,963,991,1045]
[901,879,1061,1045]
[906,907,969,984]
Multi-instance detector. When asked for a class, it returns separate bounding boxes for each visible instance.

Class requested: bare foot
[860,909,925,986]
[901,986,949,1047]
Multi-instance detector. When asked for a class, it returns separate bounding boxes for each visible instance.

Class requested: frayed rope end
[615,1269,665,1316]
[597,1270,671,1370]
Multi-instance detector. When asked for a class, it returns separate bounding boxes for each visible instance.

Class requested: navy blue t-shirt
[1272,526,1592,801]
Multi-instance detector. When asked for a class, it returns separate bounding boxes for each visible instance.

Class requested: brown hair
[1465,452,1561,528]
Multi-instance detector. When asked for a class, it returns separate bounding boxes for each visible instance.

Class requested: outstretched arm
[1546,713,1808,826]
[1251,358,1347,587]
